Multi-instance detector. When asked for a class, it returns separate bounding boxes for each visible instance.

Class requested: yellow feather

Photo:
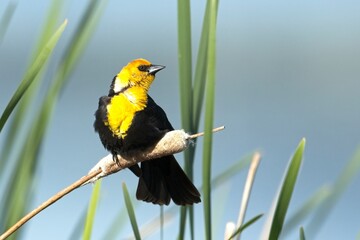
[107,87,147,138]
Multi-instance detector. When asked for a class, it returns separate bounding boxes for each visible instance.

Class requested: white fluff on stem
[86,130,190,184]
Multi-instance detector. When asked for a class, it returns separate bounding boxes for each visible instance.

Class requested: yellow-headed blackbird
[94,58,201,205]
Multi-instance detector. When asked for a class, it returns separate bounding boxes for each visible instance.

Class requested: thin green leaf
[178,206,188,240]
[0,1,17,45]
[134,209,175,239]
[122,182,141,240]
[282,185,332,237]
[59,0,108,81]
[177,0,220,237]
[83,181,102,240]
[192,0,219,132]
[177,0,193,237]
[208,154,253,190]
[227,214,264,240]
[0,19,67,132]
[299,227,306,240]
[68,208,87,240]
[0,20,68,233]
[100,206,129,240]
[202,0,218,239]
[268,138,306,240]
[34,1,65,53]
[306,146,360,238]
[177,0,193,133]
[1,1,106,235]
[100,195,139,240]
[192,1,209,131]
[0,0,64,175]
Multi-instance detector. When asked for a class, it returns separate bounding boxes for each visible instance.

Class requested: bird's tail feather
[136,155,201,205]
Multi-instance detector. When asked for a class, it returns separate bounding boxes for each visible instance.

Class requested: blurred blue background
[1,0,360,239]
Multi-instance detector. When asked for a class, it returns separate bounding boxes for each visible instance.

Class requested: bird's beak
[148,65,165,75]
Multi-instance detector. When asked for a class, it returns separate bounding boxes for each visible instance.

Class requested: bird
[94,58,201,205]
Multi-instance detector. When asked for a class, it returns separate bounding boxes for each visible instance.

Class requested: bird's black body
[94,94,201,205]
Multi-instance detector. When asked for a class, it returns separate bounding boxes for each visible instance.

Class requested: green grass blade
[0,19,67,132]
[306,146,360,238]
[192,0,219,132]
[178,205,188,240]
[100,206,128,240]
[34,1,64,53]
[299,227,306,240]
[100,195,139,240]
[68,208,87,240]
[267,138,306,240]
[40,0,106,116]
[192,1,209,131]
[0,1,17,45]
[202,0,218,239]
[0,20,68,234]
[329,145,360,196]
[122,182,141,240]
[205,154,253,191]
[282,185,331,237]
[177,0,193,237]
[185,3,220,234]
[177,0,193,133]
[135,209,176,239]
[227,214,264,240]
[1,1,105,235]
[59,0,107,81]
[0,0,64,175]
[83,181,102,240]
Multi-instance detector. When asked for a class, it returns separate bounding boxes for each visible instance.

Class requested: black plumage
[94,95,201,205]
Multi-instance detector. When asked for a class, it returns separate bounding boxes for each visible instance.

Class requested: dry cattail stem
[0,126,224,240]
[85,126,225,184]
[85,130,190,184]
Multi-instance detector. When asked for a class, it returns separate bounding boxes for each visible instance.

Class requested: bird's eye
[138,65,148,72]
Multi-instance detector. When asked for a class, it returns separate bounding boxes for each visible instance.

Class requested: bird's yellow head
[111,58,165,94]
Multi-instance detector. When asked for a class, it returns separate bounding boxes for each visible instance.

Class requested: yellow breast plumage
[106,87,148,138]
